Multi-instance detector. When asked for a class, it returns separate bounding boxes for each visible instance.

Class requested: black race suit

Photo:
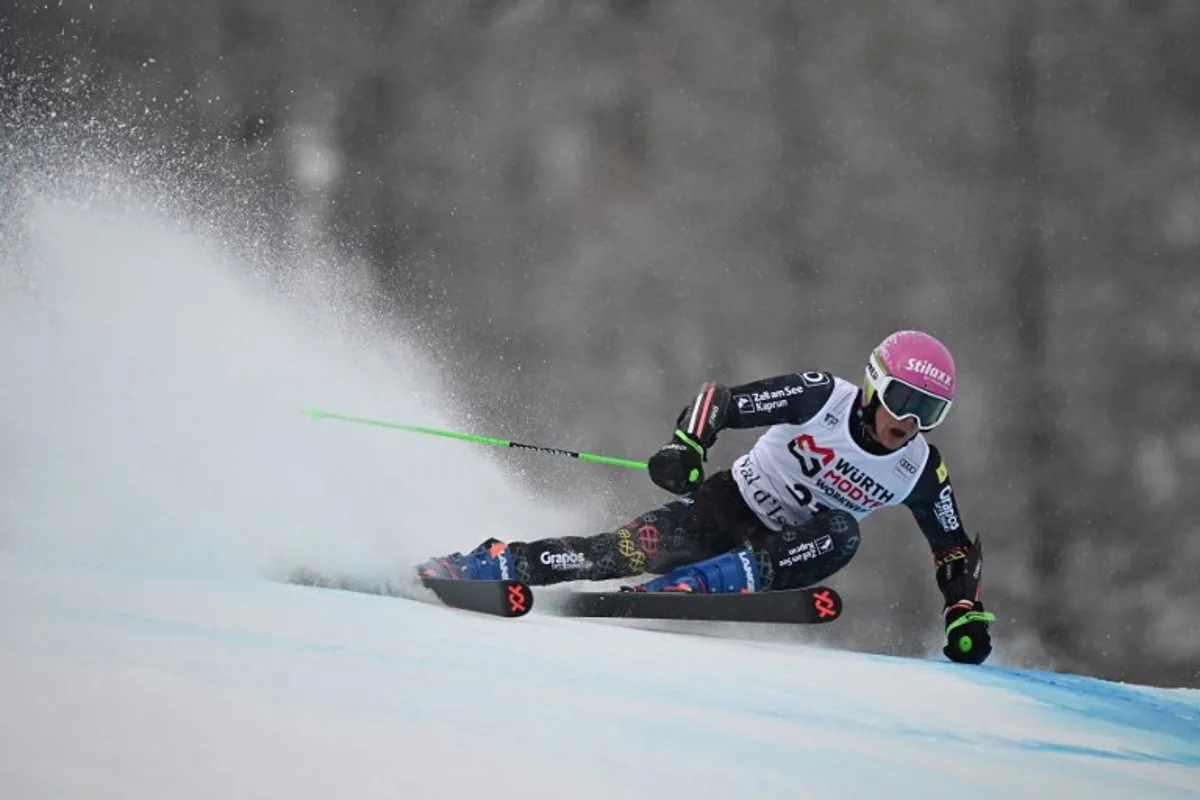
[501,372,974,596]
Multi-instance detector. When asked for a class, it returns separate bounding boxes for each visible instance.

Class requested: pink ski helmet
[862,331,956,431]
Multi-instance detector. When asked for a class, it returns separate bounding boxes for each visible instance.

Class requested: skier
[416,330,995,664]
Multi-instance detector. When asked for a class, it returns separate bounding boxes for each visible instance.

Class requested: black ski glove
[648,431,706,495]
[934,535,995,665]
[649,381,732,495]
[943,600,996,665]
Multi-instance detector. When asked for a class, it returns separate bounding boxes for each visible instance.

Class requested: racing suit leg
[506,470,765,585]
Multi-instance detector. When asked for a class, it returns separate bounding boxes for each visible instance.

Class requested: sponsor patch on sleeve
[936,459,949,484]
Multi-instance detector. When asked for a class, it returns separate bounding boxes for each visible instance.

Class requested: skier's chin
[872,412,917,450]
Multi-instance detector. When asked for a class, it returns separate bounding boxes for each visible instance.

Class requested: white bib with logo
[731,376,930,531]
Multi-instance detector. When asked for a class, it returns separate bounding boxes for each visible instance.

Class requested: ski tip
[807,585,843,622]
[500,581,533,617]
[420,577,534,618]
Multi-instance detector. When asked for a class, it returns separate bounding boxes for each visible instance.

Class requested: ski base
[552,585,843,624]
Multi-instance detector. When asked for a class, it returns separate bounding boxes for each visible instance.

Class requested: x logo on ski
[507,584,529,614]
[812,589,838,619]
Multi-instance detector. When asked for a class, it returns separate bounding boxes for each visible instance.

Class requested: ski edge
[286,569,841,623]
[284,569,534,618]
[548,585,844,624]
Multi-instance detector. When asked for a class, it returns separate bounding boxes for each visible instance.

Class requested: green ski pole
[302,408,648,471]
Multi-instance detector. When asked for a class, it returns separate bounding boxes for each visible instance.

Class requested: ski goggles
[867,355,952,431]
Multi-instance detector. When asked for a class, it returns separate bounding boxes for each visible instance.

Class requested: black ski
[419,576,534,618]
[550,585,843,624]
[285,569,533,618]
[289,569,839,623]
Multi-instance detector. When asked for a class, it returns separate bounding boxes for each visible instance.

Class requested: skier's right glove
[942,600,996,665]
[648,381,732,495]
[648,431,706,495]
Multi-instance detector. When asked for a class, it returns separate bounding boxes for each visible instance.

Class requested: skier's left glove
[942,600,996,665]
[933,537,994,665]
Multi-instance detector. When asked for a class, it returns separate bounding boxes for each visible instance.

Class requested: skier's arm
[902,446,972,557]
[675,372,837,446]
[648,373,836,495]
[903,447,995,664]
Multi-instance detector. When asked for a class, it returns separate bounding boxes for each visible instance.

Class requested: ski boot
[626,548,761,594]
[415,537,515,581]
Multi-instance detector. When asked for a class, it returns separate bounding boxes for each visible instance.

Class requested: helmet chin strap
[854,392,884,449]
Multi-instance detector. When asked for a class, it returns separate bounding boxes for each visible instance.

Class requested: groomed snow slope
[2,553,1198,800]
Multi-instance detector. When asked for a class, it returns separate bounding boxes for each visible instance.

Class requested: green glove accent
[674,429,706,459]
[688,468,701,483]
[956,635,975,654]
[945,609,996,636]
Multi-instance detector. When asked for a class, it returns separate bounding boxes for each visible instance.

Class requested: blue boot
[630,548,762,594]
[415,538,515,581]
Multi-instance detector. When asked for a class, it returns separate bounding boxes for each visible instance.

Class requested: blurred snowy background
[3,1,1198,688]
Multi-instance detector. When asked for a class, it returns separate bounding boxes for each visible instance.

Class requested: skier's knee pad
[756,509,861,591]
